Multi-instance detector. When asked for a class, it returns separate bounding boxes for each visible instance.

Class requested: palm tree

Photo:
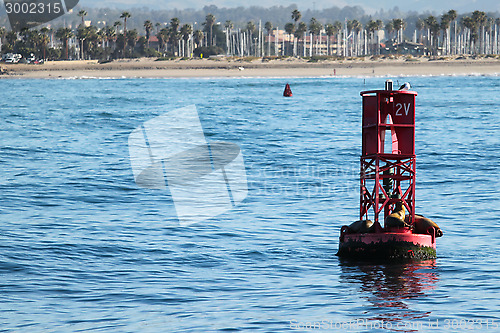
[180,23,193,57]
[113,21,121,34]
[56,27,73,59]
[333,21,343,56]
[144,20,153,48]
[170,17,180,32]
[104,26,116,50]
[309,18,322,55]
[385,20,395,43]
[120,12,131,55]
[325,24,335,55]
[392,18,405,43]
[127,29,138,53]
[77,10,87,27]
[0,27,6,53]
[246,21,256,55]
[284,22,295,56]
[76,26,90,59]
[204,14,216,47]
[170,18,181,56]
[365,20,380,55]
[446,10,458,54]
[461,16,475,54]
[416,18,425,43]
[193,29,204,48]
[292,9,301,26]
[425,16,440,53]
[472,10,487,53]
[351,20,363,55]
[224,20,233,31]
[120,12,131,36]
[84,26,99,58]
[157,27,169,54]
[440,14,452,54]
[296,22,307,36]
[296,21,308,56]
[265,21,273,56]
[5,31,18,51]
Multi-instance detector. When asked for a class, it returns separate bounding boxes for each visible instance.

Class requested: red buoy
[337,81,442,260]
[283,83,292,97]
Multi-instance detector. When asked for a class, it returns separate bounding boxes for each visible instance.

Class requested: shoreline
[2,56,500,79]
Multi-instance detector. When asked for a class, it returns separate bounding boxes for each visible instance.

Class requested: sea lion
[413,214,443,237]
[385,201,410,228]
[348,220,374,233]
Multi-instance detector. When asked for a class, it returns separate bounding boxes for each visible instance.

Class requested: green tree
[0,27,6,53]
[144,20,153,48]
[325,23,337,55]
[309,17,322,35]
[113,21,121,35]
[385,20,395,42]
[56,27,73,59]
[392,18,405,43]
[309,18,322,55]
[284,22,295,35]
[425,15,440,53]
[291,9,301,26]
[77,10,87,27]
[127,29,138,54]
[137,36,147,54]
[296,22,307,36]
[38,28,50,60]
[204,14,216,47]
[193,29,204,48]
[416,18,425,43]
[170,18,181,56]
[365,20,380,54]
[224,20,233,30]
[472,10,487,53]
[104,26,116,50]
[180,23,193,57]
[6,31,17,45]
[157,27,169,54]
[284,22,295,55]
[120,12,131,55]
[76,26,87,59]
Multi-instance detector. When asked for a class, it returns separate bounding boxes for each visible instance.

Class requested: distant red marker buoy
[283,83,292,97]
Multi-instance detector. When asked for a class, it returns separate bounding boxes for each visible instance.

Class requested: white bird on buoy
[399,82,411,90]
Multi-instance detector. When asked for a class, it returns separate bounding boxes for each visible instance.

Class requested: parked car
[26,53,36,63]
[2,53,22,63]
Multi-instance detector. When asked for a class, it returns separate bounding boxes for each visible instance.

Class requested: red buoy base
[337,225,437,260]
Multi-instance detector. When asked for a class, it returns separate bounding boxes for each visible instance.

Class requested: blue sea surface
[1,75,500,332]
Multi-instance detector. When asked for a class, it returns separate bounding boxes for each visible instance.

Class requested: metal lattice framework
[360,154,416,224]
[359,89,417,226]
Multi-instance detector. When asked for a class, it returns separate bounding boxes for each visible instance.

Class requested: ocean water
[1,75,500,332]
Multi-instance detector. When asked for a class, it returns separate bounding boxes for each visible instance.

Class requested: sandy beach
[2,56,500,78]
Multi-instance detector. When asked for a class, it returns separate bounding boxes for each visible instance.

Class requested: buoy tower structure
[337,81,440,260]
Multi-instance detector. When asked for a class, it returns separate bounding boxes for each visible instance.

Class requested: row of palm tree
[0,10,220,60]
[257,9,500,57]
[2,9,500,60]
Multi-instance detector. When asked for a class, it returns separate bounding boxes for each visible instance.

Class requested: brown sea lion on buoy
[348,220,374,233]
[385,201,410,228]
[413,214,443,237]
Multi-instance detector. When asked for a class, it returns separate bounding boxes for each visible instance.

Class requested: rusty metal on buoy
[283,83,292,97]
